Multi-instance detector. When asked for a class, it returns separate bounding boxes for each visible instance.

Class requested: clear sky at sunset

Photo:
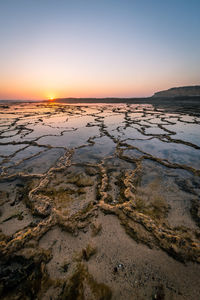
[0,0,200,100]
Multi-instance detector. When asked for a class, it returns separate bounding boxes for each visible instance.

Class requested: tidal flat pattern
[0,102,200,299]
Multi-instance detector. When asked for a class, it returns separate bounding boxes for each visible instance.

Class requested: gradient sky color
[0,0,200,100]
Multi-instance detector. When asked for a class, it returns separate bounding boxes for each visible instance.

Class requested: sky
[0,0,200,100]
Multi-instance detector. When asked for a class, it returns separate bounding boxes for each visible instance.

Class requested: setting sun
[48,97,55,101]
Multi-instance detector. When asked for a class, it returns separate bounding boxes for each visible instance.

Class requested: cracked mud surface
[0,101,200,299]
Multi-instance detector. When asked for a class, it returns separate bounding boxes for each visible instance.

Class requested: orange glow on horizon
[0,75,164,100]
[1,77,196,100]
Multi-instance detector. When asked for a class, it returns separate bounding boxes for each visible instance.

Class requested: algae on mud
[0,101,200,299]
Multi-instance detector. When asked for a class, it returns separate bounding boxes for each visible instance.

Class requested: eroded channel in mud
[0,102,200,299]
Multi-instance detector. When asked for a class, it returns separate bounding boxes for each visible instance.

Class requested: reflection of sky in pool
[132,138,200,168]
[1,102,200,177]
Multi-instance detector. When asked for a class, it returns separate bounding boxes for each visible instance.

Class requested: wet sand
[0,101,200,299]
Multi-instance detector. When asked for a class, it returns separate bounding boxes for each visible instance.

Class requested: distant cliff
[153,86,200,97]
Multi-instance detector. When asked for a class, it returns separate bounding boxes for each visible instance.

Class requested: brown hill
[153,85,200,97]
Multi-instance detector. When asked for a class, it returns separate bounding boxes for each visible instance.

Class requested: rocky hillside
[153,85,200,97]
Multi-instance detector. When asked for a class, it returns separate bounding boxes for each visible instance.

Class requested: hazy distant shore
[1,95,200,104]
